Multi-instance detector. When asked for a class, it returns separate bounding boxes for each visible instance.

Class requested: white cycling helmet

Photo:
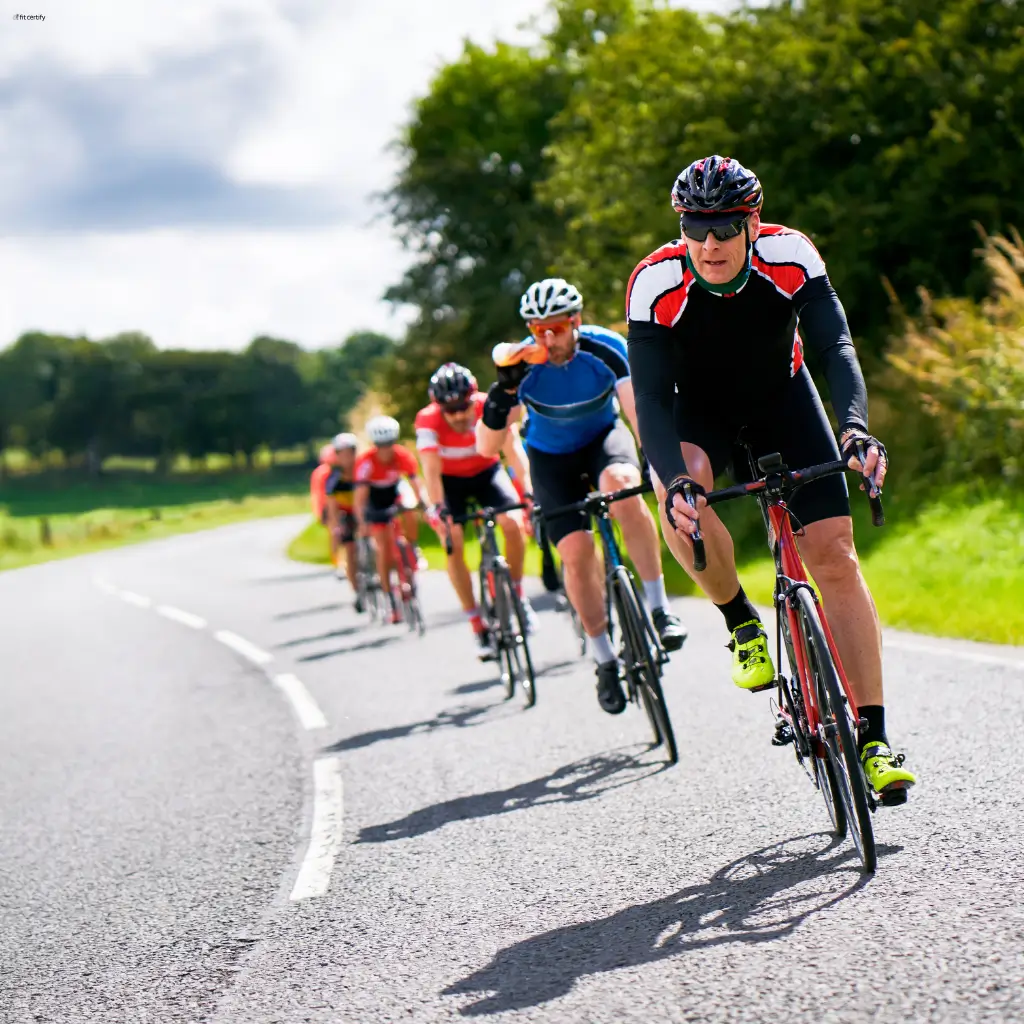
[366,415,400,446]
[331,432,358,451]
[519,278,583,321]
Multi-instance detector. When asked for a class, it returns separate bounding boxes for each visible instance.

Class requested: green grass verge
[289,487,1024,646]
[0,469,308,572]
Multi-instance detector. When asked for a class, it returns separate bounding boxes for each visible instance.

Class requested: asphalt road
[2,516,1023,1024]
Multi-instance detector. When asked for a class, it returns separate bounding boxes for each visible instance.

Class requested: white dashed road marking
[887,637,1024,673]
[214,630,274,666]
[118,590,152,608]
[273,673,328,730]
[156,605,207,630]
[291,757,344,901]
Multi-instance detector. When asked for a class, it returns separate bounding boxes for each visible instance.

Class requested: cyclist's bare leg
[599,463,660,582]
[557,530,607,636]
[496,512,525,583]
[343,541,358,590]
[373,529,394,596]
[400,509,419,546]
[445,524,476,610]
[797,516,883,706]
[654,442,741,604]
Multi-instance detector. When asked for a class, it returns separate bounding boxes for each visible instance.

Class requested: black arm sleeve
[795,276,869,432]
[626,321,690,484]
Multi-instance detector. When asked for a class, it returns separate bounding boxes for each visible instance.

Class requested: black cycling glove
[840,428,887,467]
[664,475,704,529]
[482,382,519,431]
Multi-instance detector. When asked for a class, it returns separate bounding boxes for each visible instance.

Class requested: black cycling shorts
[528,419,640,546]
[675,365,849,527]
[443,464,520,521]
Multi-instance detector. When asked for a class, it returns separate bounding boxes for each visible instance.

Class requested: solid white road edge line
[291,757,344,901]
[118,590,152,608]
[273,673,328,730]
[156,605,208,630]
[886,637,1024,672]
[214,630,273,666]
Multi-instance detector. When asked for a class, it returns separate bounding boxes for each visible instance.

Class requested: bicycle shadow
[320,701,504,755]
[443,833,899,1016]
[275,625,362,649]
[297,634,402,662]
[356,746,665,845]
[273,602,345,621]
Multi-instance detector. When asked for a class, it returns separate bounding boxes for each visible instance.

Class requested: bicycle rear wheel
[613,568,677,765]
[397,542,426,636]
[494,567,536,708]
[793,587,875,872]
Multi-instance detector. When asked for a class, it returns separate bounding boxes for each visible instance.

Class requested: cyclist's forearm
[419,453,446,507]
[798,286,868,432]
[476,419,509,459]
[627,325,690,483]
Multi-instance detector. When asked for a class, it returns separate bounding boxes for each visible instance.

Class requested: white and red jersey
[414,393,498,478]
[354,444,420,491]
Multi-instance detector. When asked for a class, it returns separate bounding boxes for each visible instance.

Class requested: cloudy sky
[1,0,720,351]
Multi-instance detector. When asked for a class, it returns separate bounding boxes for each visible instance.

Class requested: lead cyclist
[625,155,916,802]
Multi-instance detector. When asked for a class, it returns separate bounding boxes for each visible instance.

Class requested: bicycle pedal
[747,681,775,694]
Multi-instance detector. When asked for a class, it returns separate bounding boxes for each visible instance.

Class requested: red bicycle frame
[770,501,860,749]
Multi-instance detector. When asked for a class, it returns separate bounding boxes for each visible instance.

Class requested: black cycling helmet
[428,362,477,405]
[671,155,763,220]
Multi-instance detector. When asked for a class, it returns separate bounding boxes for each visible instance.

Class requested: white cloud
[0,0,729,350]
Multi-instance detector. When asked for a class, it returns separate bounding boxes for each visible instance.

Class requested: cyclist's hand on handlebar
[664,476,706,538]
[840,428,888,494]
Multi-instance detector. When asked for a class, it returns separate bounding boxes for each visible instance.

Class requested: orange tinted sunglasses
[527,317,575,338]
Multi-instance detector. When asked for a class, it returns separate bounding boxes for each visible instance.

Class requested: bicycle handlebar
[440,501,532,556]
[532,481,652,521]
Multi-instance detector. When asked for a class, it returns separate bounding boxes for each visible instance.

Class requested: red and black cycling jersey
[625,224,868,486]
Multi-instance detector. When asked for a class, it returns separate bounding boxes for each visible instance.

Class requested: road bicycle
[354,536,389,622]
[682,448,887,872]
[537,484,678,765]
[444,503,536,707]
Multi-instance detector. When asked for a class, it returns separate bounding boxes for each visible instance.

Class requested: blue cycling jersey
[517,325,630,455]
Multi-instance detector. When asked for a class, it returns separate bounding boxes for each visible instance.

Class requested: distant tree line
[0,330,395,474]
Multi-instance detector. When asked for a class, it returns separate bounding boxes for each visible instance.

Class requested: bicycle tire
[793,586,875,872]
[779,616,847,838]
[501,571,537,708]
[613,568,678,765]
[397,542,426,636]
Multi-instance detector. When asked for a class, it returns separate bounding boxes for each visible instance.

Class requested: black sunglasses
[442,398,472,413]
[680,216,748,243]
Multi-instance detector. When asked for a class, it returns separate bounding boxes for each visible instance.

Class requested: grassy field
[0,468,308,572]
[289,487,1024,646]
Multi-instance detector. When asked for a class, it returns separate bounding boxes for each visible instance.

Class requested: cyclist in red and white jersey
[626,154,915,800]
[415,362,535,654]
[354,416,430,623]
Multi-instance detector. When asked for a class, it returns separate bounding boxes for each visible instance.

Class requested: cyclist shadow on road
[356,746,667,846]
[320,701,505,755]
[443,832,900,1016]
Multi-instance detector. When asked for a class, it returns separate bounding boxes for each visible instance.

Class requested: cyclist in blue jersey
[477,278,687,714]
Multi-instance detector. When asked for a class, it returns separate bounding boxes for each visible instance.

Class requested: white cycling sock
[643,575,669,613]
[588,631,616,666]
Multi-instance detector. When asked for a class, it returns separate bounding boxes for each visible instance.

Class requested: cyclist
[324,432,360,607]
[625,154,916,800]
[477,278,687,715]
[415,362,535,654]
[310,443,336,525]
[354,416,431,625]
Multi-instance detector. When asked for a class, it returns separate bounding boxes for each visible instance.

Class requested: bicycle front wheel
[495,567,536,708]
[612,568,677,765]
[398,542,426,636]
[793,586,875,872]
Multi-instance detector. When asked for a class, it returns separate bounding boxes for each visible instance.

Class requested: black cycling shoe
[652,607,687,652]
[476,629,497,662]
[595,660,626,715]
[354,594,365,614]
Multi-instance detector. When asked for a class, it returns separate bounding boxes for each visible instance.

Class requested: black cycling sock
[715,586,760,634]
[858,704,887,748]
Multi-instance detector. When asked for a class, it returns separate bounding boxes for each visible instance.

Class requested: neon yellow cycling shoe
[727,620,775,692]
[860,742,917,805]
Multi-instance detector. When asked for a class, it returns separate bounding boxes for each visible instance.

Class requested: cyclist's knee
[599,463,640,493]
[800,517,859,584]
[496,513,522,539]
[557,530,596,571]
